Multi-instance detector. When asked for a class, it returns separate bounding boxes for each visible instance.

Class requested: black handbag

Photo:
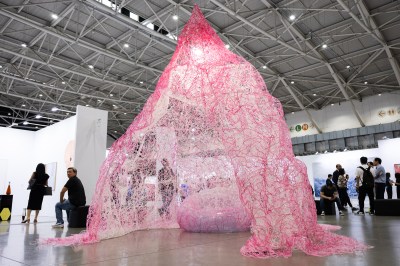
[44,186,52,196]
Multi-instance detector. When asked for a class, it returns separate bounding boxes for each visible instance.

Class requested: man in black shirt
[332,164,342,186]
[52,167,86,228]
[320,179,345,216]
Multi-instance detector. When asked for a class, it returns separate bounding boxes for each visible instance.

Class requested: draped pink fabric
[41,5,369,258]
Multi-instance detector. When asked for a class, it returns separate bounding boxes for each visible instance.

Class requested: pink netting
[41,6,369,258]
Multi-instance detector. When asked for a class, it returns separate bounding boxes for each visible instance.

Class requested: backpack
[358,166,374,188]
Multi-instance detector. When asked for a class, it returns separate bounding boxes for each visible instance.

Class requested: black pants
[386,185,393,199]
[338,187,353,208]
[397,186,400,199]
[375,183,386,199]
[358,186,375,213]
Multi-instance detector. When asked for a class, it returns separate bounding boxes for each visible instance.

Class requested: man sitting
[320,179,345,216]
[52,167,86,228]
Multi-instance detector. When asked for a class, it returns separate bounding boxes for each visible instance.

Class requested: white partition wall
[74,105,108,204]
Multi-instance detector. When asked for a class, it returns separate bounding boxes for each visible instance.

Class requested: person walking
[22,163,49,223]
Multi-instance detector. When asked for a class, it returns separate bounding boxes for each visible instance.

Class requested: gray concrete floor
[0,211,399,266]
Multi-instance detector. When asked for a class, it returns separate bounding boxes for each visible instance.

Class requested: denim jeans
[320,197,343,212]
[55,199,76,224]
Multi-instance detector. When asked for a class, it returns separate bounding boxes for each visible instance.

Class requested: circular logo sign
[302,124,309,130]
[295,125,302,132]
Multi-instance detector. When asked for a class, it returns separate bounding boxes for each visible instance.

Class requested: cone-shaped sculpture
[42,5,368,258]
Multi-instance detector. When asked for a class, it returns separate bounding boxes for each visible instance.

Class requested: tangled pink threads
[41,5,369,258]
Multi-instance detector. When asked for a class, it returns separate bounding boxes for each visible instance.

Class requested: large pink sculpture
[42,6,368,258]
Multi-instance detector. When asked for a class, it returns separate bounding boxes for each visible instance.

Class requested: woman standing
[337,168,357,211]
[22,163,49,223]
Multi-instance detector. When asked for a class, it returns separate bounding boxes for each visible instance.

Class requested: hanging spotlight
[331,103,334,106]
[322,44,327,49]
[290,81,294,84]
[21,43,27,48]
[51,107,59,112]
[225,44,230,49]
[51,14,59,19]
[23,121,29,125]
[35,114,42,119]
[172,14,178,20]
[262,65,267,69]
[22,104,26,107]
[123,43,129,48]
[289,15,295,21]
[110,93,113,97]
[378,94,381,96]
[364,81,368,84]
[39,94,43,97]
[61,81,66,84]
[346,65,350,69]
[313,93,317,96]
[88,65,94,69]
[139,81,144,84]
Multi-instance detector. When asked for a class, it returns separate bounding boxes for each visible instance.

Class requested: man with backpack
[355,156,375,215]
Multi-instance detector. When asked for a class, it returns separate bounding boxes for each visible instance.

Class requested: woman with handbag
[22,163,49,223]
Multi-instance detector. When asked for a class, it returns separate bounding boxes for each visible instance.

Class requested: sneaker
[339,210,345,216]
[356,211,365,215]
[351,207,358,211]
[52,223,64,228]
[320,211,325,216]
[369,211,375,216]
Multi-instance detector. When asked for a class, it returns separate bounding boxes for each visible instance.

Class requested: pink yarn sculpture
[42,5,369,258]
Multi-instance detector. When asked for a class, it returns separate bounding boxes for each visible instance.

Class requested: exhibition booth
[0,105,107,217]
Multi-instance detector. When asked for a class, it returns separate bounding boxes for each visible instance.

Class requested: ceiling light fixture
[51,14,59,19]
[364,81,368,84]
[289,15,295,21]
[331,103,334,106]
[291,112,294,114]
[262,65,267,69]
[346,65,350,69]
[23,121,29,125]
[39,94,43,97]
[139,81,143,84]
[22,104,26,107]
[88,65,94,69]
[313,93,317,96]
[322,44,327,49]
[290,81,294,84]
[61,81,65,84]
[51,107,59,112]
[378,93,381,96]
[0,65,2,68]
[123,43,129,48]
[110,94,113,97]
[35,114,42,119]
[21,43,27,48]
[114,130,117,133]
[124,112,127,115]
[225,44,230,49]
[172,14,178,20]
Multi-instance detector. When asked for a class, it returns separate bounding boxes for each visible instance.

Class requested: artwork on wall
[45,162,57,191]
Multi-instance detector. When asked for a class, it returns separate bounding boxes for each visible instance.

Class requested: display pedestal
[0,195,13,221]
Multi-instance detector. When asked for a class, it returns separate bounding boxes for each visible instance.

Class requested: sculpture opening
[42,5,369,258]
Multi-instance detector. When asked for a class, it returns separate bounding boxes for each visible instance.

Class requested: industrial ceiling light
[0,65,2,68]
[61,81,65,84]
[124,112,127,115]
[22,104,26,107]
[364,81,368,84]
[289,15,295,21]
[290,81,294,84]
[378,93,381,96]
[322,44,327,49]
[51,107,59,112]
[23,121,29,125]
[172,14,178,20]
[21,43,27,48]
[262,65,267,69]
[291,112,294,114]
[346,65,350,69]
[139,81,144,84]
[331,103,334,106]
[39,94,43,97]
[51,14,59,19]
[313,93,317,96]
[88,65,94,69]
[110,93,113,97]
[225,44,230,49]
[35,114,42,119]
[86,104,90,107]
[114,130,117,133]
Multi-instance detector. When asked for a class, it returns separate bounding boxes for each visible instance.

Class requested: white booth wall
[0,106,107,217]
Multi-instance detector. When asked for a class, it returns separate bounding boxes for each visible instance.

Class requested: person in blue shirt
[373,158,386,199]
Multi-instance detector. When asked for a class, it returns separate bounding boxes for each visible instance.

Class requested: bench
[68,205,90,228]
[375,199,400,216]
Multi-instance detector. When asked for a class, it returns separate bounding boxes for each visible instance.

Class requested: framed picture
[394,164,400,174]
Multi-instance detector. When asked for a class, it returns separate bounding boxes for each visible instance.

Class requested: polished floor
[0,211,399,266]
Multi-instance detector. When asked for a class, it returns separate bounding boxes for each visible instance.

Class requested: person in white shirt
[355,157,375,215]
